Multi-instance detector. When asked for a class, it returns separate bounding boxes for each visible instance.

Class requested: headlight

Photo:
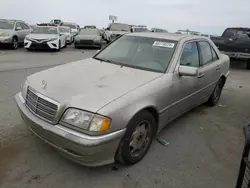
[48,38,58,41]
[25,37,31,41]
[0,32,9,37]
[61,108,111,132]
[21,79,29,99]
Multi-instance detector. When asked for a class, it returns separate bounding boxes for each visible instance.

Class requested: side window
[180,42,200,67]
[15,22,22,30]
[211,46,219,61]
[223,29,237,37]
[198,41,213,66]
[20,23,29,29]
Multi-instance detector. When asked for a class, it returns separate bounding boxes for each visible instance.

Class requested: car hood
[27,33,59,39]
[27,58,162,113]
[75,35,100,40]
[0,29,12,33]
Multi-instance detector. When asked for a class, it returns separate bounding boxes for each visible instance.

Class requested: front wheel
[207,79,224,106]
[57,40,61,51]
[11,37,18,50]
[116,111,156,165]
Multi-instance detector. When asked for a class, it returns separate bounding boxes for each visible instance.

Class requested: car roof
[0,19,24,22]
[126,32,202,41]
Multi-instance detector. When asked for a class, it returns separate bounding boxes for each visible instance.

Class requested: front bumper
[0,36,11,44]
[220,51,250,59]
[24,39,59,50]
[15,92,126,166]
[74,40,101,48]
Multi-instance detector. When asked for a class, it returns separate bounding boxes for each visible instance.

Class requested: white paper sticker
[153,41,175,48]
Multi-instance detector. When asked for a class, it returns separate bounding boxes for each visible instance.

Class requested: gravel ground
[0,46,249,188]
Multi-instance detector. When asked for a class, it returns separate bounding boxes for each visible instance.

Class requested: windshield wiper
[94,57,122,65]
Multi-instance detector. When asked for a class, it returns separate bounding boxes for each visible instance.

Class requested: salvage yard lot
[0,46,249,188]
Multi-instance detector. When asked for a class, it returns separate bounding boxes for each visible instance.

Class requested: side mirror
[60,33,64,36]
[16,26,22,31]
[178,65,198,77]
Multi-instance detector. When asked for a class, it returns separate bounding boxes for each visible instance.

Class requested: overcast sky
[1,0,250,35]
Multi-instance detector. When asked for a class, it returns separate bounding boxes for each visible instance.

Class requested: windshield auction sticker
[153,41,175,48]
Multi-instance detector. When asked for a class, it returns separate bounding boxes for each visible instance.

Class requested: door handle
[216,66,220,71]
[197,73,204,78]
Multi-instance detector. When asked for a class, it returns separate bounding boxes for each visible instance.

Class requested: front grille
[30,42,50,49]
[80,40,93,44]
[25,87,58,122]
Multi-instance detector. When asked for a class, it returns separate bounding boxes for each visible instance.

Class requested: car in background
[60,22,79,36]
[50,19,62,26]
[211,27,250,69]
[177,30,201,36]
[0,19,31,49]
[59,26,73,44]
[151,28,168,33]
[131,26,148,32]
[15,32,229,167]
[104,23,131,43]
[30,25,37,31]
[84,25,96,29]
[24,25,67,51]
[74,28,102,49]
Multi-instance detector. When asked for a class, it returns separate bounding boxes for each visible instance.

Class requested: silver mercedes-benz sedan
[15,32,230,166]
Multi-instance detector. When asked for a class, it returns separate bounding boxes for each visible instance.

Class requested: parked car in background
[74,28,102,49]
[0,19,31,49]
[131,26,148,32]
[211,27,250,69]
[50,19,62,26]
[59,26,73,44]
[104,23,131,43]
[151,28,168,33]
[84,25,96,29]
[15,32,229,167]
[24,25,67,51]
[30,24,37,31]
[60,22,79,36]
[176,30,201,36]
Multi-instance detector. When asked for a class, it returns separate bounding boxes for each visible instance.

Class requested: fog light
[51,43,57,47]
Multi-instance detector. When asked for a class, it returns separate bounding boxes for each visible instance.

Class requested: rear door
[197,41,221,101]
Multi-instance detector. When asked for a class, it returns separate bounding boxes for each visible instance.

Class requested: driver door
[164,41,203,121]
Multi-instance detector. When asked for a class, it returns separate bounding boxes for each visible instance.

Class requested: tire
[117,111,156,165]
[246,59,250,70]
[11,37,18,50]
[57,40,61,51]
[63,42,67,48]
[207,78,224,106]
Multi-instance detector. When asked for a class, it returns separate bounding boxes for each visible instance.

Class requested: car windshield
[110,23,130,32]
[79,29,98,35]
[0,20,15,29]
[62,24,77,29]
[134,27,148,32]
[94,36,177,73]
[59,27,70,33]
[32,27,58,34]
[54,20,61,24]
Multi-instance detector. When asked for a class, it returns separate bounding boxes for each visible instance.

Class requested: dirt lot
[0,46,249,188]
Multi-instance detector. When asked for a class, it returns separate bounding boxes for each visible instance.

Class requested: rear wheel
[11,37,18,50]
[207,78,224,106]
[116,111,156,165]
[246,59,250,70]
